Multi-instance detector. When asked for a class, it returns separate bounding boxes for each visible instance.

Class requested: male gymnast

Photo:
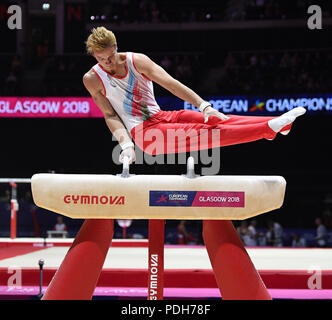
[83,27,306,163]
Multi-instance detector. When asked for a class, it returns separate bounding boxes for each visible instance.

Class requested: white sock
[268,116,294,133]
[268,107,306,133]
[280,106,306,118]
[280,130,290,135]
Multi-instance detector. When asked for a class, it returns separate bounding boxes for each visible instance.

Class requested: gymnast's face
[93,45,118,71]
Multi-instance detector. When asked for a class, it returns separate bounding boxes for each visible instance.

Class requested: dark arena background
[0,0,332,301]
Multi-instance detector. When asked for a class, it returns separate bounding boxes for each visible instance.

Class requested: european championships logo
[250,100,265,112]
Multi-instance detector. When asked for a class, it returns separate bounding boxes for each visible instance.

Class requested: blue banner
[156,93,332,116]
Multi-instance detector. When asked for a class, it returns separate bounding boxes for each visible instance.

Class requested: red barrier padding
[1,268,332,289]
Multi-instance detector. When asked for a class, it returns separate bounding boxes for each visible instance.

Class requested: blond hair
[85,27,117,55]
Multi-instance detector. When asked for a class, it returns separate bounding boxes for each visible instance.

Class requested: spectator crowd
[87,0,332,24]
[2,48,331,98]
[0,55,23,96]
[217,49,332,95]
[239,0,331,21]
[234,217,331,248]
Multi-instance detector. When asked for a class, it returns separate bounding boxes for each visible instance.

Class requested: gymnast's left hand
[203,106,230,123]
[119,146,136,164]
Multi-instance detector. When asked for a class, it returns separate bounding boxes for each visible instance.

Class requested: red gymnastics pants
[130,110,291,155]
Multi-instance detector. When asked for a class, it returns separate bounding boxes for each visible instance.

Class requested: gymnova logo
[64,195,125,205]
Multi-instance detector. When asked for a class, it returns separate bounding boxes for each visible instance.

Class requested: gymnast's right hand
[203,106,230,123]
[119,146,136,164]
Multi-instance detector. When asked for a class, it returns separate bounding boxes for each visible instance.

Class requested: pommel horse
[31,157,286,300]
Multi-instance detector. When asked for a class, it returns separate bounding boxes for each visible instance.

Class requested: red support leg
[42,219,114,300]
[10,200,17,239]
[10,182,18,239]
[203,220,271,300]
[148,219,165,300]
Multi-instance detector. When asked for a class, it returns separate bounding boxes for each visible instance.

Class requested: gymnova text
[64,194,125,205]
